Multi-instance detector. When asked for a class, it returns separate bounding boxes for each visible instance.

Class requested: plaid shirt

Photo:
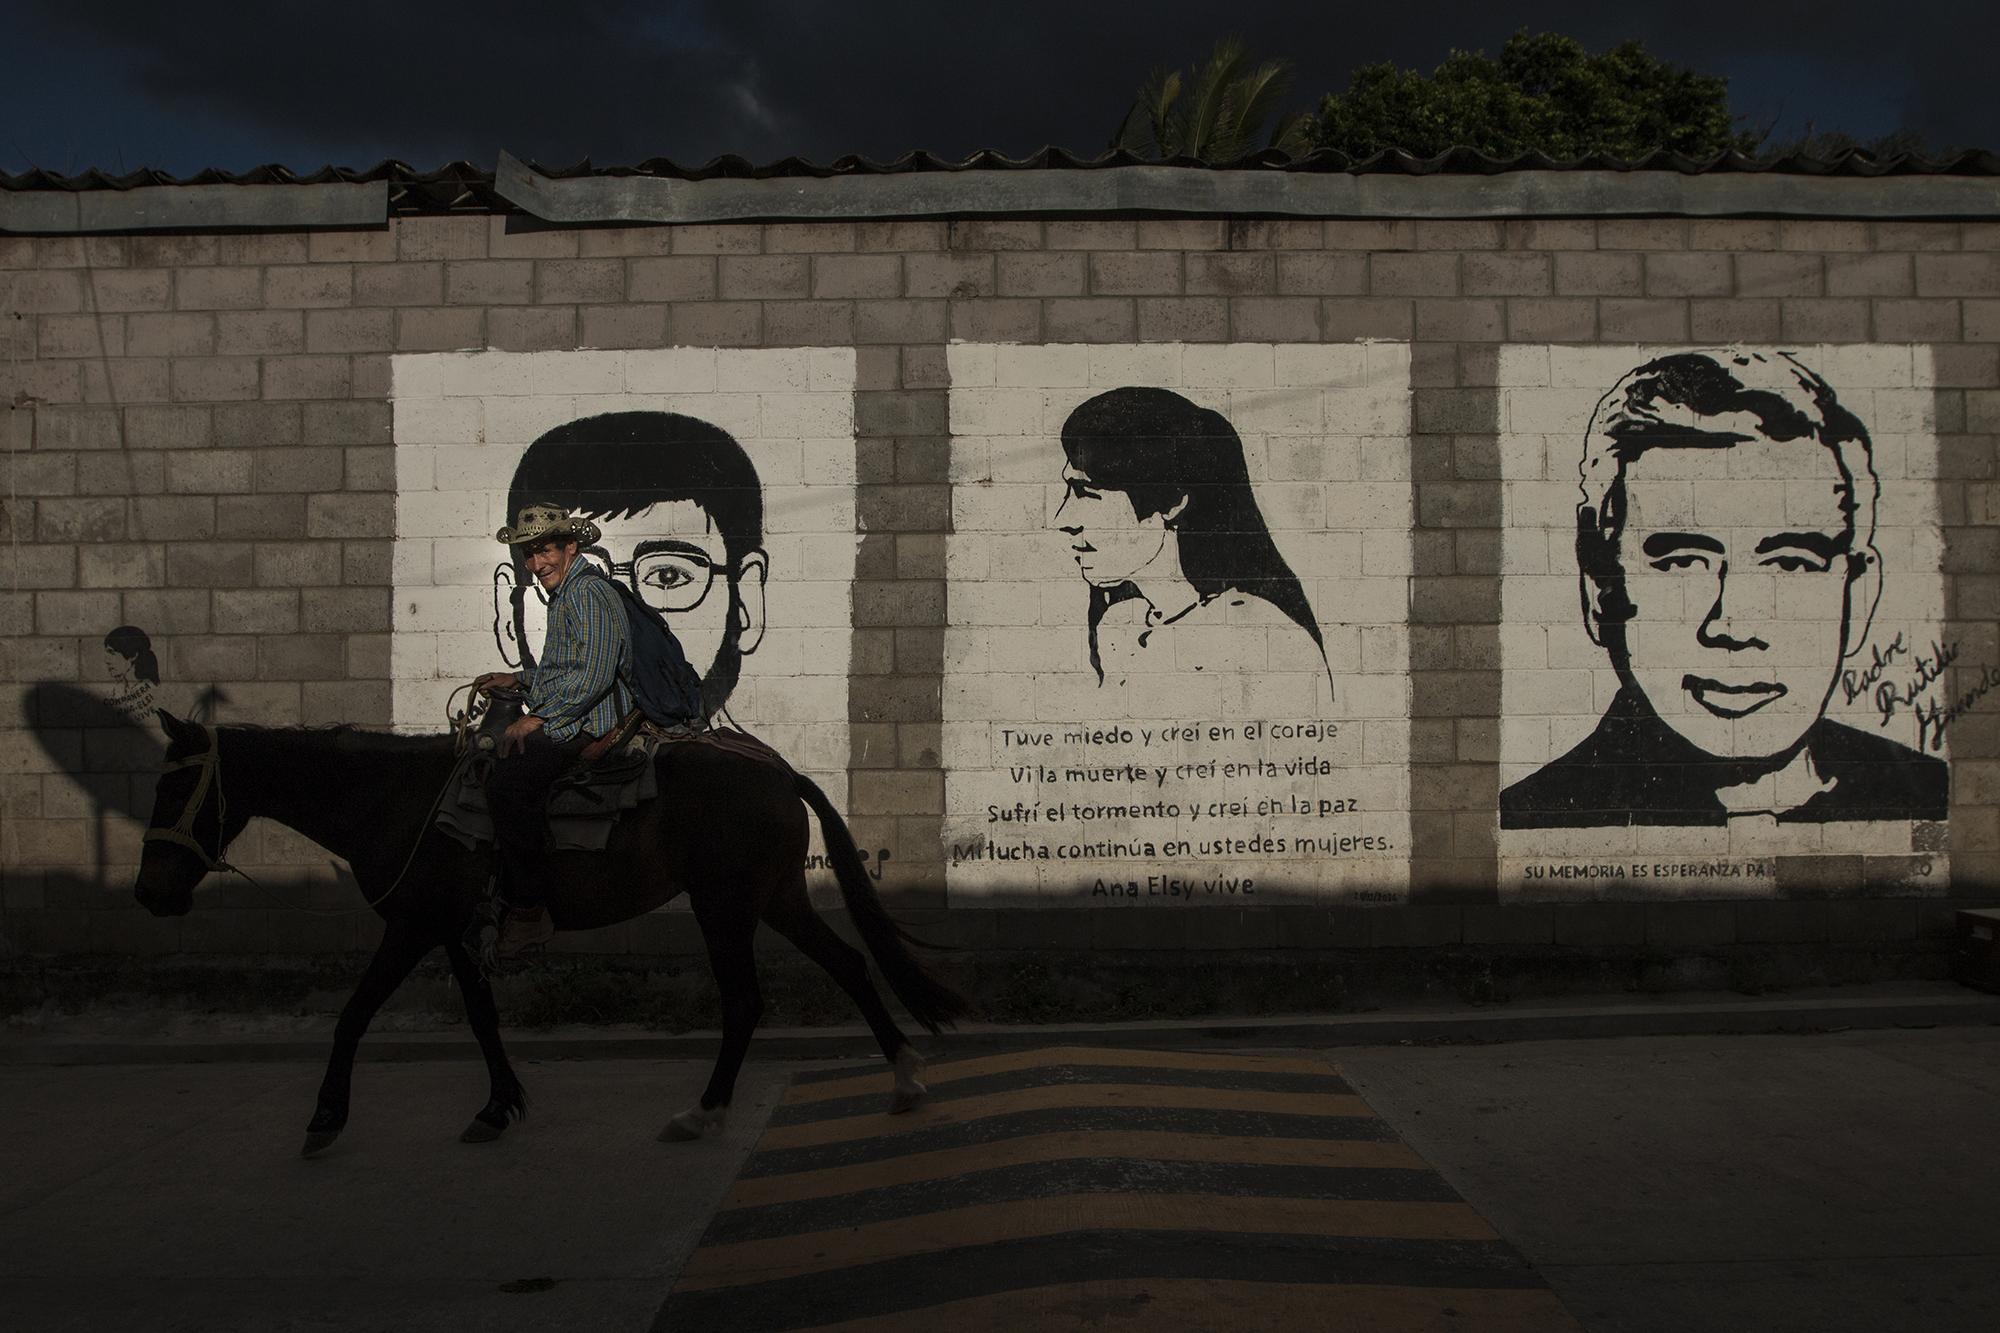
[520,561,631,742]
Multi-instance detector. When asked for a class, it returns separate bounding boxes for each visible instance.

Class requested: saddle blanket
[434,725,795,853]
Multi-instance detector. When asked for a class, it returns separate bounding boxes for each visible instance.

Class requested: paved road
[3,1025,1996,1331]
[1338,1026,2000,1333]
[0,1058,785,1332]
[659,1045,1575,1330]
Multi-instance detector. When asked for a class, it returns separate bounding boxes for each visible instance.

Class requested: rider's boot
[494,903,554,957]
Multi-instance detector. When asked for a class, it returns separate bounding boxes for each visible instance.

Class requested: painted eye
[1762,554,1828,574]
[640,564,694,591]
[1648,554,1709,572]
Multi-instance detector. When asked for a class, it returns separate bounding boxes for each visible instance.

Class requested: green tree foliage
[1311,31,1761,160]
[1114,37,1314,161]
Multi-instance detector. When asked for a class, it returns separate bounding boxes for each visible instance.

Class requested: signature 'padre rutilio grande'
[1501,348,1949,829]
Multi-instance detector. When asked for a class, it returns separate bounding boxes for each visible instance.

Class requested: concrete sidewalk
[6,979,1998,1065]
[3,1022,1997,1331]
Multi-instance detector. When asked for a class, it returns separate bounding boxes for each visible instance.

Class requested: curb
[6,985,1997,1065]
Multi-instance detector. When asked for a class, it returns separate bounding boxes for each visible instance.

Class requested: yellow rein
[142,743,231,871]
[142,733,349,917]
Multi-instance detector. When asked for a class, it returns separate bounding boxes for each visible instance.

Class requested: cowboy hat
[496,501,601,547]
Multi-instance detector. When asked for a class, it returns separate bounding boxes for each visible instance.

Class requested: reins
[143,731,361,918]
[142,745,230,871]
[146,705,476,918]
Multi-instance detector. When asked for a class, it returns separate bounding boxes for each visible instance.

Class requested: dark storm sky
[4,0,1991,177]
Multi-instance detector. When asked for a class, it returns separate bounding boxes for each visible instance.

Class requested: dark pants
[483,729,590,909]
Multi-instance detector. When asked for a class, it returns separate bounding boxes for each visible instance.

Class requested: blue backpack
[607,580,705,724]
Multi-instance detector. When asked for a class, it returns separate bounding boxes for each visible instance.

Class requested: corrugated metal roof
[0,161,502,213]
[4,148,1997,215]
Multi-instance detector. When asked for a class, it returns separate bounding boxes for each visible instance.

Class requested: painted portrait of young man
[493,411,768,722]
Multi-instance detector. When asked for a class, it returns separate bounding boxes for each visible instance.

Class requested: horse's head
[134,711,249,916]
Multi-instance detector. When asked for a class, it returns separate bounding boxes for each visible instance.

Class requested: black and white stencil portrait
[944,343,1414,903]
[1498,345,1950,893]
[101,625,161,724]
[492,411,768,723]
[1055,387,1329,686]
[389,348,859,873]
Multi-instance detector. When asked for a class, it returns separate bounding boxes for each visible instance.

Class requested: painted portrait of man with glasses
[493,411,768,720]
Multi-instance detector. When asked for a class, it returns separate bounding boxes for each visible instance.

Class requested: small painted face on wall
[516,499,766,682]
[1607,433,1862,760]
[1054,465,1175,588]
[104,649,132,685]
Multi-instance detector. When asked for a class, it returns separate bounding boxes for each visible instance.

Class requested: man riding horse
[473,501,632,958]
[133,506,962,1153]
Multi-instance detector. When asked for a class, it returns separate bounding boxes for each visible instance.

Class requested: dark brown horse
[132,711,967,1156]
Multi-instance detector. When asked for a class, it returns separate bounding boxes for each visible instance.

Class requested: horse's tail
[794,773,970,1035]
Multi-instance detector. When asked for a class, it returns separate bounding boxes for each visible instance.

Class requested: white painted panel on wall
[389,348,858,885]
[944,342,1415,905]
[1496,345,1949,898]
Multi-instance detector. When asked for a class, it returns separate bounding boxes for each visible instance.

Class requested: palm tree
[1113,38,1313,161]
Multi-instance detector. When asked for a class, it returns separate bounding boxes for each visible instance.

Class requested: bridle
[142,711,475,916]
[139,726,339,914]
[143,728,234,873]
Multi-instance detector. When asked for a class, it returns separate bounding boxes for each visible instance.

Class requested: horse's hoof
[889,1047,928,1114]
[460,1118,505,1144]
[658,1106,724,1141]
[301,1130,340,1158]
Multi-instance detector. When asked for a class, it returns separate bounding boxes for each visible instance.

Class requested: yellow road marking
[726,1129,1425,1207]
[678,1195,1496,1291]
[761,1082,1374,1150]
[785,1046,1336,1105]
[796,1278,1580,1332]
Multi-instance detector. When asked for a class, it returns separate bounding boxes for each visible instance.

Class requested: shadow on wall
[22,681,165,892]
[21,623,229,895]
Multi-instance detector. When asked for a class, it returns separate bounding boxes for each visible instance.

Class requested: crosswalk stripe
[722,1129,1427,1206]
[677,1193,1496,1290]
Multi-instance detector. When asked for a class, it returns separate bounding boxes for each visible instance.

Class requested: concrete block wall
[4,209,2000,963]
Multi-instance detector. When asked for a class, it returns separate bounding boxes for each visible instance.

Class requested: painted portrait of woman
[103,625,161,722]
[1054,386,1328,684]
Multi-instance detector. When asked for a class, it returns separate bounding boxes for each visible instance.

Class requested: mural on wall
[13,622,227,893]
[389,348,859,884]
[101,626,160,723]
[944,343,1414,905]
[490,411,768,724]
[1056,387,1332,687]
[1498,345,1950,896]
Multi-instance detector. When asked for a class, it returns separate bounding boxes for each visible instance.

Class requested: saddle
[433,693,792,853]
